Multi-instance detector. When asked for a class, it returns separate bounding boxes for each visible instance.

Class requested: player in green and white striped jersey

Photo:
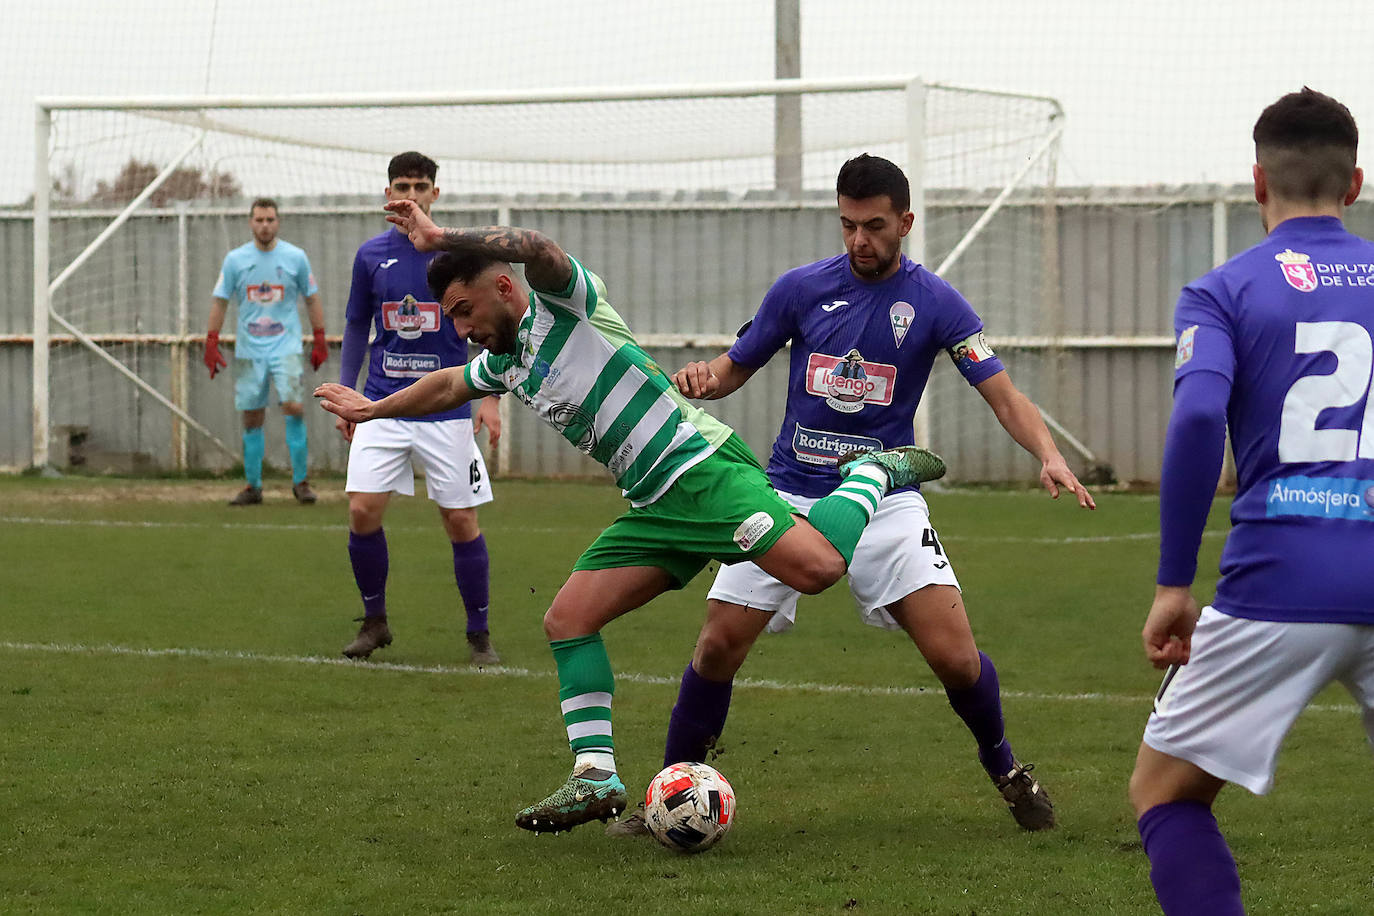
[315,199,946,835]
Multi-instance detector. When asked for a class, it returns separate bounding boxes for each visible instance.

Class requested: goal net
[33,78,1073,481]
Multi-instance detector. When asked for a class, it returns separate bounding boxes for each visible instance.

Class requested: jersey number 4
[1279,321,1374,462]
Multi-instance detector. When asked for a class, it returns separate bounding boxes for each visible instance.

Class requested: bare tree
[89,158,241,206]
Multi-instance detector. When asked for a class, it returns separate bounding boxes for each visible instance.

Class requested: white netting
[36,80,1066,478]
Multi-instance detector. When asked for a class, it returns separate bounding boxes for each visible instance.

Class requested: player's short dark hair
[427,250,501,301]
[836,154,910,212]
[250,197,278,215]
[1254,88,1359,203]
[389,151,439,183]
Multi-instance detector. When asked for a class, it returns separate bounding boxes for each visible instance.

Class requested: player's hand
[334,414,356,443]
[1040,455,1096,509]
[310,328,329,370]
[383,199,444,251]
[314,382,377,424]
[204,331,228,379]
[672,361,720,399]
[474,396,502,449]
[1141,585,1200,669]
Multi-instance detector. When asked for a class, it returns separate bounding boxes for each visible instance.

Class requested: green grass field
[0,476,1369,915]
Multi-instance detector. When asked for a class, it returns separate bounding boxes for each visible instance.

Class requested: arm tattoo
[439,226,572,292]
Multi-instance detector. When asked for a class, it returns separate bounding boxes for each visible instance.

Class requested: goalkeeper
[205,197,328,505]
[315,199,944,834]
[609,155,1095,838]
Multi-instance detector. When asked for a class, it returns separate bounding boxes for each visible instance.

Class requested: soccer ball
[643,761,736,853]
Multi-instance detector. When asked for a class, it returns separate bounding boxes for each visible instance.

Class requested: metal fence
[7,186,1369,483]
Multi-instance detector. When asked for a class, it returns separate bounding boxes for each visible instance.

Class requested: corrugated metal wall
[7,188,1367,482]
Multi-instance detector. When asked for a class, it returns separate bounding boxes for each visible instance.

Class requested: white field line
[0,640,1356,713]
[0,514,1224,545]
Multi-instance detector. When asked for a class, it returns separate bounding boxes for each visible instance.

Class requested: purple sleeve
[727,275,795,368]
[1157,369,1231,586]
[927,273,1005,386]
[338,317,370,389]
[340,251,373,387]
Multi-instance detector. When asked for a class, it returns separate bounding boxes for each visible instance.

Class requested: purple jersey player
[335,151,501,665]
[1129,89,1374,916]
[607,154,1095,839]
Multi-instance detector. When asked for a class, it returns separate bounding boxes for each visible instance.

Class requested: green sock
[551,633,616,766]
[806,466,888,564]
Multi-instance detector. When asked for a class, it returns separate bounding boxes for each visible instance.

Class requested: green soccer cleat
[516,764,628,834]
[838,445,946,488]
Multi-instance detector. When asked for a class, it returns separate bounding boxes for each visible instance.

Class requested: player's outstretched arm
[314,366,475,423]
[974,372,1095,508]
[1142,585,1200,668]
[383,200,572,293]
[671,353,757,400]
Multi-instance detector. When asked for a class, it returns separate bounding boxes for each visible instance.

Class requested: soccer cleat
[837,445,946,488]
[992,760,1056,831]
[228,485,263,506]
[342,616,393,659]
[515,764,628,834]
[604,801,650,838]
[292,480,318,504]
[466,630,500,666]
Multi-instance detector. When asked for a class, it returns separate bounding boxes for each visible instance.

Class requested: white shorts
[345,417,493,509]
[707,489,960,632]
[1144,606,1374,795]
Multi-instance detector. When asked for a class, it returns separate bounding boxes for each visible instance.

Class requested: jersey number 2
[1278,321,1374,462]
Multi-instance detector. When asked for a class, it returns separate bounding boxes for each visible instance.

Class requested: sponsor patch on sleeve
[1175,325,1197,368]
[946,332,995,367]
[733,511,776,551]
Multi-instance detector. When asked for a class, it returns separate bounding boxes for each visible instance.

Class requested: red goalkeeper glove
[310,328,329,371]
[204,331,227,379]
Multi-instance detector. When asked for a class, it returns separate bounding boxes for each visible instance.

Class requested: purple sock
[1138,801,1243,916]
[451,534,490,634]
[664,663,734,767]
[945,651,1015,777]
[348,528,388,619]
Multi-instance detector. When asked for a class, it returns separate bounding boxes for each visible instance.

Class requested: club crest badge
[1275,249,1317,292]
[889,301,914,347]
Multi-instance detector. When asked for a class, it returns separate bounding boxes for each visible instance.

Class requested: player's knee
[348,501,384,534]
[1127,766,1156,818]
[693,625,749,677]
[931,646,981,689]
[793,553,845,595]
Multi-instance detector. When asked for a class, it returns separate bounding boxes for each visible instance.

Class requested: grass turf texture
[0,477,1369,915]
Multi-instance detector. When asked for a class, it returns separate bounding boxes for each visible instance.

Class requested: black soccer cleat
[228,485,263,506]
[992,759,1056,831]
[342,616,393,659]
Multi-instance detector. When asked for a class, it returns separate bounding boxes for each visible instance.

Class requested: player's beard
[848,250,896,279]
[486,310,521,355]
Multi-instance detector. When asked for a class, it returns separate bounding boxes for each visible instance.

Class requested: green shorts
[573,434,797,588]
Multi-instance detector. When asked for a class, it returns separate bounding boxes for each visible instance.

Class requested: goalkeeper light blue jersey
[728,252,1004,498]
[1175,215,1374,625]
[212,240,318,361]
[345,229,470,422]
[464,256,732,507]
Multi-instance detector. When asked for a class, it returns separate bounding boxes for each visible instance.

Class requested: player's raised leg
[515,566,676,833]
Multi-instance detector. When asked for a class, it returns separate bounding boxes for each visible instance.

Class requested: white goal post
[32,76,1074,479]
